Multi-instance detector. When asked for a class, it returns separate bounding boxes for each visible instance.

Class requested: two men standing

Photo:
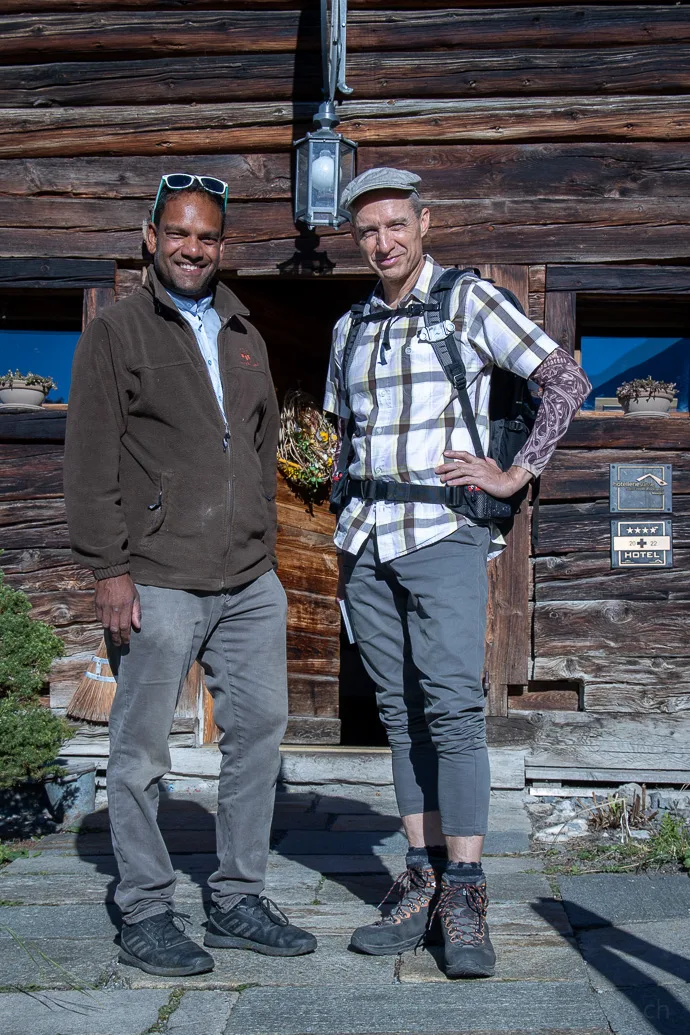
[64,167,588,980]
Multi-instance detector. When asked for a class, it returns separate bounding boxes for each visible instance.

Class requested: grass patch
[143,988,185,1034]
[0,844,28,866]
[544,815,690,876]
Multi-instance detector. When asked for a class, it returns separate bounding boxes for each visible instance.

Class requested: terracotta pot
[621,393,676,416]
[0,382,48,408]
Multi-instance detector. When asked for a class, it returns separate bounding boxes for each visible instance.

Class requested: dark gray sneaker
[435,874,496,978]
[119,909,214,976]
[349,860,443,955]
[204,895,317,957]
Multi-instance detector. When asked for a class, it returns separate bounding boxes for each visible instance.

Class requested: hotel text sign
[610,519,673,569]
[609,464,673,569]
[609,463,672,513]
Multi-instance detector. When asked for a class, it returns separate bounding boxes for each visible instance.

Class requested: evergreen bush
[0,698,71,789]
[0,568,64,699]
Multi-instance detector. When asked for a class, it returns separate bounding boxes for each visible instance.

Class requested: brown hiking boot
[435,873,496,977]
[349,855,444,956]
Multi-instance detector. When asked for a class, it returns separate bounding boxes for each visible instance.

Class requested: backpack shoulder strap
[340,299,370,396]
[422,268,486,459]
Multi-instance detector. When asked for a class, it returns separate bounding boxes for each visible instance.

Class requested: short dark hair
[151,185,225,230]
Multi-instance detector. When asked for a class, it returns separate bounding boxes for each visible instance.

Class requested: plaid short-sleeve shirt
[323,255,559,562]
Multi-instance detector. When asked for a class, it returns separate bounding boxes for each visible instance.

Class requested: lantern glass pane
[295,140,310,222]
[338,143,357,223]
[308,138,338,221]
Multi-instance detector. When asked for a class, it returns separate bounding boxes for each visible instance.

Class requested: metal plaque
[611,519,673,568]
[609,463,672,513]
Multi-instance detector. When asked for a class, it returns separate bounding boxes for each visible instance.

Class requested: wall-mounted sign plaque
[609,463,672,513]
[611,519,673,568]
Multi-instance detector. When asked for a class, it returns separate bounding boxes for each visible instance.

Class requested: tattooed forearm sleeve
[513,348,592,478]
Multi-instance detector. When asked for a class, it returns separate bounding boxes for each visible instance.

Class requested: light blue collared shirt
[168,289,225,422]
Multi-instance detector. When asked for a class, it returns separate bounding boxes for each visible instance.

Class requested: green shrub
[0,698,71,789]
[0,569,64,699]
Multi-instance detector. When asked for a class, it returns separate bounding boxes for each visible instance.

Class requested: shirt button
[375,428,383,435]
[405,346,412,354]
[375,466,382,474]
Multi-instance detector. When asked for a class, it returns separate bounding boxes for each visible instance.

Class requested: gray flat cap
[340,167,421,212]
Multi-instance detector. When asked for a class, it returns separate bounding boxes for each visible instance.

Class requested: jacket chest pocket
[224,365,267,422]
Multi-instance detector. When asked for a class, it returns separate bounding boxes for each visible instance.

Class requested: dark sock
[445,860,484,882]
[406,844,447,867]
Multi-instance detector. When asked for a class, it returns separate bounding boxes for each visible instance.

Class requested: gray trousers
[106,570,288,924]
[343,525,491,837]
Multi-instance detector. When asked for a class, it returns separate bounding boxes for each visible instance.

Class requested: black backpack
[330,267,539,529]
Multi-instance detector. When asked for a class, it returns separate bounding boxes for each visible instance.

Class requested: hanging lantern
[294,101,357,229]
[294,1,357,229]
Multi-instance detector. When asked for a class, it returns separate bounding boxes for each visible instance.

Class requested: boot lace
[373,865,437,927]
[432,881,488,945]
[150,909,192,944]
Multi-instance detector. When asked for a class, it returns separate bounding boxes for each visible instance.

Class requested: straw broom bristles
[66,638,116,724]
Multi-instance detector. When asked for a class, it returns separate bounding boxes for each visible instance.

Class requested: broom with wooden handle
[67,638,117,724]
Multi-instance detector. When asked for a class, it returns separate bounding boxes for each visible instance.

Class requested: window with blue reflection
[0,329,80,403]
[580,335,690,412]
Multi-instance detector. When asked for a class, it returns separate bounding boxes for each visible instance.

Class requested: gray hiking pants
[106,570,288,924]
[343,526,491,837]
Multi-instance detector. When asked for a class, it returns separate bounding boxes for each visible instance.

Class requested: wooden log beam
[535,550,690,600]
[534,653,690,687]
[5,46,690,106]
[3,197,690,267]
[1,98,690,159]
[3,9,689,60]
[536,497,690,555]
[548,264,690,292]
[0,444,64,500]
[562,414,690,449]
[3,145,690,202]
[8,1,682,11]
[541,448,690,501]
[535,598,690,655]
[0,410,67,442]
[583,683,690,714]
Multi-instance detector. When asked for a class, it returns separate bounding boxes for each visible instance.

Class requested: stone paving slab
[578,920,690,991]
[0,902,206,940]
[124,935,396,989]
[312,787,399,814]
[0,936,117,991]
[598,983,690,1035]
[0,871,322,907]
[558,874,690,929]
[277,830,530,856]
[167,991,238,1035]
[0,988,171,1035]
[223,981,607,1034]
[398,933,586,983]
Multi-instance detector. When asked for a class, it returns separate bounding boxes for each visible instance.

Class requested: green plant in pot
[616,376,678,416]
[0,566,76,837]
[0,369,57,409]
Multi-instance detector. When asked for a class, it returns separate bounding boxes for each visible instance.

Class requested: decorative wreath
[277,389,338,501]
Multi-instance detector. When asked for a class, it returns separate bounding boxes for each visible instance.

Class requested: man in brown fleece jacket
[64,176,316,977]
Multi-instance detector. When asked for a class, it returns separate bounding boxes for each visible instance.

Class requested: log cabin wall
[1,0,690,768]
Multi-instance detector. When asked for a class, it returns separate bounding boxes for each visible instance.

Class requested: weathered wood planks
[4,145,690,202]
[541,449,690,501]
[535,550,690,600]
[537,498,690,555]
[3,9,689,60]
[2,98,690,160]
[5,46,690,106]
[562,414,690,450]
[534,599,690,655]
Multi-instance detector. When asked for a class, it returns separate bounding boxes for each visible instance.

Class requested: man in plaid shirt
[324,168,590,978]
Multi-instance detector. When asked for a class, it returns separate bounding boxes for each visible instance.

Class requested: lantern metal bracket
[322,0,353,101]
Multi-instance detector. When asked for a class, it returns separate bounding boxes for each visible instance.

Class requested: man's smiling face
[351,191,429,293]
[146,191,225,299]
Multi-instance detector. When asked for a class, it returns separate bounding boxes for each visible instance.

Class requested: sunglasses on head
[152,173,229,221]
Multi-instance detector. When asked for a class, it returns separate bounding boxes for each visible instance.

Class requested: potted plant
[0,369,57,409]
[616,376,678,416]
[0,565,92,837]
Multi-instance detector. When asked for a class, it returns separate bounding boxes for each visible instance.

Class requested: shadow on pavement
[532,898,690,1035]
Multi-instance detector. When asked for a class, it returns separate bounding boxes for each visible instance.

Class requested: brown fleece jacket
[64,269,279,591]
